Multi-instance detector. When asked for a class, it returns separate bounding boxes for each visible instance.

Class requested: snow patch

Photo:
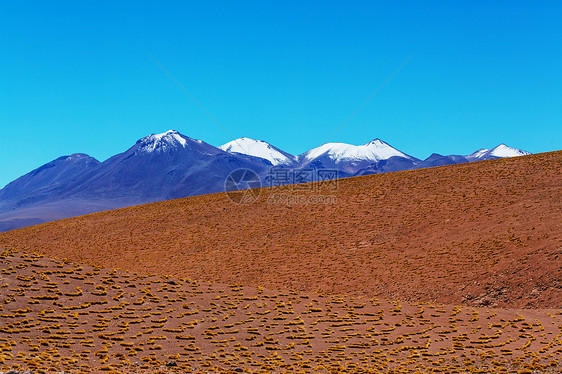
[138,130,189,153]
[219,137,296,165]
[489,144,531,158]
[65,153,91,161]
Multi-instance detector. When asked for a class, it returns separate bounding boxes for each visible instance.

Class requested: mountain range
[0,130,530,232]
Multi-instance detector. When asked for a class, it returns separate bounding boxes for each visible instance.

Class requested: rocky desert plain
[0,150,560,373]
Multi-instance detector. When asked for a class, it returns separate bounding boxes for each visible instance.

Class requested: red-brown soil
[0,151,560,309]
[1,250,561,373]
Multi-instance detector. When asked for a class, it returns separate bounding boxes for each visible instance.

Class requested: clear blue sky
[1,1,561,188]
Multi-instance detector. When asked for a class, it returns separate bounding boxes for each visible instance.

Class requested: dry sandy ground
[1,250,561,373]
[0,151,560,309]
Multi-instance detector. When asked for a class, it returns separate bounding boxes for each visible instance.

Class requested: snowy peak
[136,130,196,153]
[219,137,296,166]
[468,144,531,160]
[302,139,414,163]
[489,144,531,158]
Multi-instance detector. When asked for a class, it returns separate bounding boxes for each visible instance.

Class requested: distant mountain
[0,130,532,232]
[415,153,469,169]
[0,153,102,232]
[219,137,297,166]
[301,139,415,164]
[415,144,531,170]
[67,130,233,202]
[467,144,531,161]
[0,130,270,232]
[0,153,100,210]
[299,139,418,175]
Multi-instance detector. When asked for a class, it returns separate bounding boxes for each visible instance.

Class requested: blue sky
[1,1,561,188]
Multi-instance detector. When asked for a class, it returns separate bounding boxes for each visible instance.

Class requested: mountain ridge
[0,129,532,232]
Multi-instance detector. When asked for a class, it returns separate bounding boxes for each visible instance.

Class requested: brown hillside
[0,151,561,308]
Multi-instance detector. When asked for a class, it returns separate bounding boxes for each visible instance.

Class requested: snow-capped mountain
[134,130,219,156]
[0,130,532,232]
[137,130,190,153]
[301,139,415,164]
[219,137,297,166]
[67,130,268,202]
[299,139,419,176]
[0,130,271,232]
[467,144,531,161]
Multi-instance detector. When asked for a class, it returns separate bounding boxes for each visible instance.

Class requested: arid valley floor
[0,151,560,373]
